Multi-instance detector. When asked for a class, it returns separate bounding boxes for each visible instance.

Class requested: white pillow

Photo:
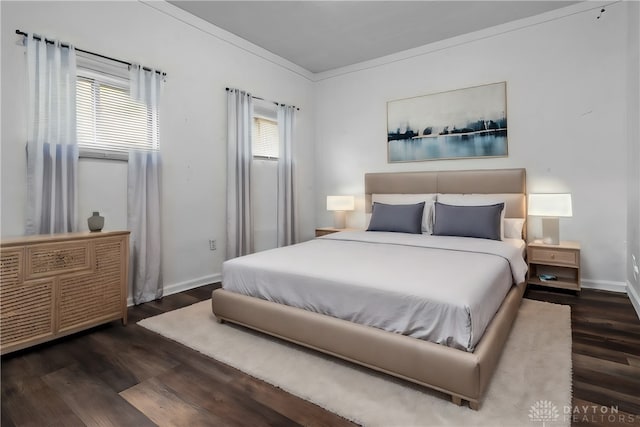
[437,194,507,240]
[371,194,437,234]
[504,218,525,239]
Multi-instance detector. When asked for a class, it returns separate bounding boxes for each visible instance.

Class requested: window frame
[252,114,279,161]
[75,64,159,161]
[252,100,279,161]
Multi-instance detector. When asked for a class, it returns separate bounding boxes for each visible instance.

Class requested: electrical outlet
[209,239,217,251]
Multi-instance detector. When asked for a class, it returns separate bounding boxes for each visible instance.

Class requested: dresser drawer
[529,248,577,266]
[25,241,92,279]
[1,249,23,285]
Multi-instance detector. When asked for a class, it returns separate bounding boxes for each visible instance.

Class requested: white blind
[252,117,279,158]
[76,75,159,153]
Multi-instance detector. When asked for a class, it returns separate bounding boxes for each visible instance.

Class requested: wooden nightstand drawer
[527,241,581,292]
[529,248,577,266]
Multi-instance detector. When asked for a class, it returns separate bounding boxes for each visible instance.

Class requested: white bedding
[222,231,528,351]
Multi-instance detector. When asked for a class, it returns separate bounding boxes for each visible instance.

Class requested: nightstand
[527,241,581,292]
[315,227,357,237]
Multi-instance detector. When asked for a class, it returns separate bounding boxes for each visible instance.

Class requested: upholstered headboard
[364,168,527,219]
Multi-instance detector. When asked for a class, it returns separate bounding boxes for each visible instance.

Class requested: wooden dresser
[0,231,130,355]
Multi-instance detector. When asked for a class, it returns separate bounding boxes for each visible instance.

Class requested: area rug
[138,298,571,426]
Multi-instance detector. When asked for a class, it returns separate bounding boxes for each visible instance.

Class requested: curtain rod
[226,87,299,111]
[15,29,166,77]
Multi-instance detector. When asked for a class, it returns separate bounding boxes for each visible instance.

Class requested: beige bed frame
[212,168,527,410]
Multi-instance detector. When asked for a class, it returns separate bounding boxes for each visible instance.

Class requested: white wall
[1,1,316,295]
[1,1,635,296]
[627,1,640,316]
[313,3,629,288]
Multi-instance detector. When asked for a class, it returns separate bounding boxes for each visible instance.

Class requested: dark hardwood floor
[2,284,639,426]
[525,286,640,426]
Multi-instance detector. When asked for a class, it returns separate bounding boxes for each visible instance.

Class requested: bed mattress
[222,231,527,351]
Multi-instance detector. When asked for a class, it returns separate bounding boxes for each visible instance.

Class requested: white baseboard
[580,279,628,293]
[627,281,640,320]
[127,273,221,307]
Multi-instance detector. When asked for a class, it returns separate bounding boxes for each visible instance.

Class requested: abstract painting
[387,82,507,162]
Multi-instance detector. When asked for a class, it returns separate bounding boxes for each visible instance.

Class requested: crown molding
[313,1,618,82]
[141,0,315,82]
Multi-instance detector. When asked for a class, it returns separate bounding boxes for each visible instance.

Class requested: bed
[212,168,527,410]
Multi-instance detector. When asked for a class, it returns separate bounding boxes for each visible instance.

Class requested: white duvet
[222,231,528,351]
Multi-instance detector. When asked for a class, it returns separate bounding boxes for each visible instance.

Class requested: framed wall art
[387,82,507,163]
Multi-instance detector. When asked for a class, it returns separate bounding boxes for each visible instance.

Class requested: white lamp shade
[326,195,355,211]
[528,194,573,217]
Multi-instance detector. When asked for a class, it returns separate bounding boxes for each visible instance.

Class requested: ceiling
[168,1,579,73]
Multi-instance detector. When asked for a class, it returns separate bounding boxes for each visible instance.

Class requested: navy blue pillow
[367,202,425,234]
[432,202,504,240]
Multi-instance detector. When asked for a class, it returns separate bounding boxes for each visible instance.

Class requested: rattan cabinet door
[1,249,55,352]
[58,237,126,332]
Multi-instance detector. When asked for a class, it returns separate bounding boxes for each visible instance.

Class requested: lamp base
[333,211,346,229]
[541,217,560,245]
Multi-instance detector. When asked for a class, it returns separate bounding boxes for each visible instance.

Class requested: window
[76,68,159,157]
[252,116,279,159]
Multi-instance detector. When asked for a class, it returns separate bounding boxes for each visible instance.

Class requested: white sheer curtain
[128,150,162,304]
[226,89,254,259]
[25,34,78,234]
[277,105,297,247]
[128,65,163,304]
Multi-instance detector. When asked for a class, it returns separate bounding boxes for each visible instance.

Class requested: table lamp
[326,195,355,229]
[528,193,572,245]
